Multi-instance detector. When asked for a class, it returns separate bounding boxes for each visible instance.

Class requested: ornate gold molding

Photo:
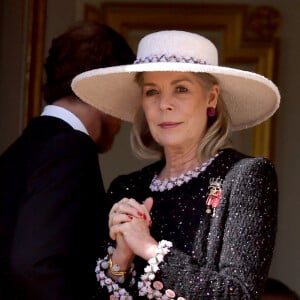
[24,0,47,126]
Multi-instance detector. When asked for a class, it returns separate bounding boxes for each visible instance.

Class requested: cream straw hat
[71,30,280,130]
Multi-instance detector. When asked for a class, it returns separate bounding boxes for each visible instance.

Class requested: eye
[176,86,188,93]
[144,88,158,96]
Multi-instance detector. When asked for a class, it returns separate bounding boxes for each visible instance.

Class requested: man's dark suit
[0,116,108,299]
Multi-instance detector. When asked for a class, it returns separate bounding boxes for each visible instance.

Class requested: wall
[0,0,27,152]
[1,0,299,294]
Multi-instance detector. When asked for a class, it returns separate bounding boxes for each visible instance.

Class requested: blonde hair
[130,72,232,162]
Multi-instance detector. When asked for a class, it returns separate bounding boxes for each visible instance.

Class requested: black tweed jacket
[102,148,278,299]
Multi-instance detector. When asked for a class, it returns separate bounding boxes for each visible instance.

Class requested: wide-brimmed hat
[71,30,280,130]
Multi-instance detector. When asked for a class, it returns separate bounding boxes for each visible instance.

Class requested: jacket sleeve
[9,133,106,300]
[140,157,278,299]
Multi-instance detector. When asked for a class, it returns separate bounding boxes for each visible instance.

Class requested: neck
[53,96,102,144]
[160,152,200,180]
[160,143,203,179]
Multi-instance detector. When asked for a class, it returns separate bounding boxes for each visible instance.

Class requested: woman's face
[141,71,218,150]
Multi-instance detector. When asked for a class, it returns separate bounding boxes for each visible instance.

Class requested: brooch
[206,177,223,217]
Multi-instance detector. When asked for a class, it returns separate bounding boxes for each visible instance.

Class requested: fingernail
[137,211,143,218]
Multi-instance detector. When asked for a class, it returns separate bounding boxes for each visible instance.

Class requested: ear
[208,84,219,107]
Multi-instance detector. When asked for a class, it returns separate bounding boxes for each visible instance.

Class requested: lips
[158,122,182,128]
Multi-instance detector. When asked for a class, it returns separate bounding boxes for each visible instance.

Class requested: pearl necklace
[149,152,220,192]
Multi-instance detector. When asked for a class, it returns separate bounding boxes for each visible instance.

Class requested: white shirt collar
[41,105,89,135]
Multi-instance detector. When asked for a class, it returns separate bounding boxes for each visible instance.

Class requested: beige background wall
[1,0,299,294]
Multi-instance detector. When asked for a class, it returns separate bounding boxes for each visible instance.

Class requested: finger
[110,197,131,216]
[109,223,129,241]
[124,198,152,226]
[119,197,130,205]
[108,212,133,227]
[118,198,148,220]
[111,198,139,217]
[129,198,153,222]
[112,198,151,226]
[131,215,150,229]
[110,223,125,240]
[142,197,153,226]
[109,203,119,217]
[129,197,153,223]
[143,197,153,212]
[118,202,140,217]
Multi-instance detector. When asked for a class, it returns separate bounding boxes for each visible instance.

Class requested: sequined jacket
[102,148,278,299]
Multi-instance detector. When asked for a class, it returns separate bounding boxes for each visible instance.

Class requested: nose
[159,92,173,111]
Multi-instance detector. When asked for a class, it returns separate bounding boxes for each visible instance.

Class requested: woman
[72,30,280,299]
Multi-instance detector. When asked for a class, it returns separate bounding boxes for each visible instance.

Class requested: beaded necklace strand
[149,152,220,192]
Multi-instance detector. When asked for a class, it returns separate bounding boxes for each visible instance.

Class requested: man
[0,22,135,299]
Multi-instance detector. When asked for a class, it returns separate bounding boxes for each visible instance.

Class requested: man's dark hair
[44,22,135,103]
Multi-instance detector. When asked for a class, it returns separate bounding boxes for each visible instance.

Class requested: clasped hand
[108,197,158,261]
